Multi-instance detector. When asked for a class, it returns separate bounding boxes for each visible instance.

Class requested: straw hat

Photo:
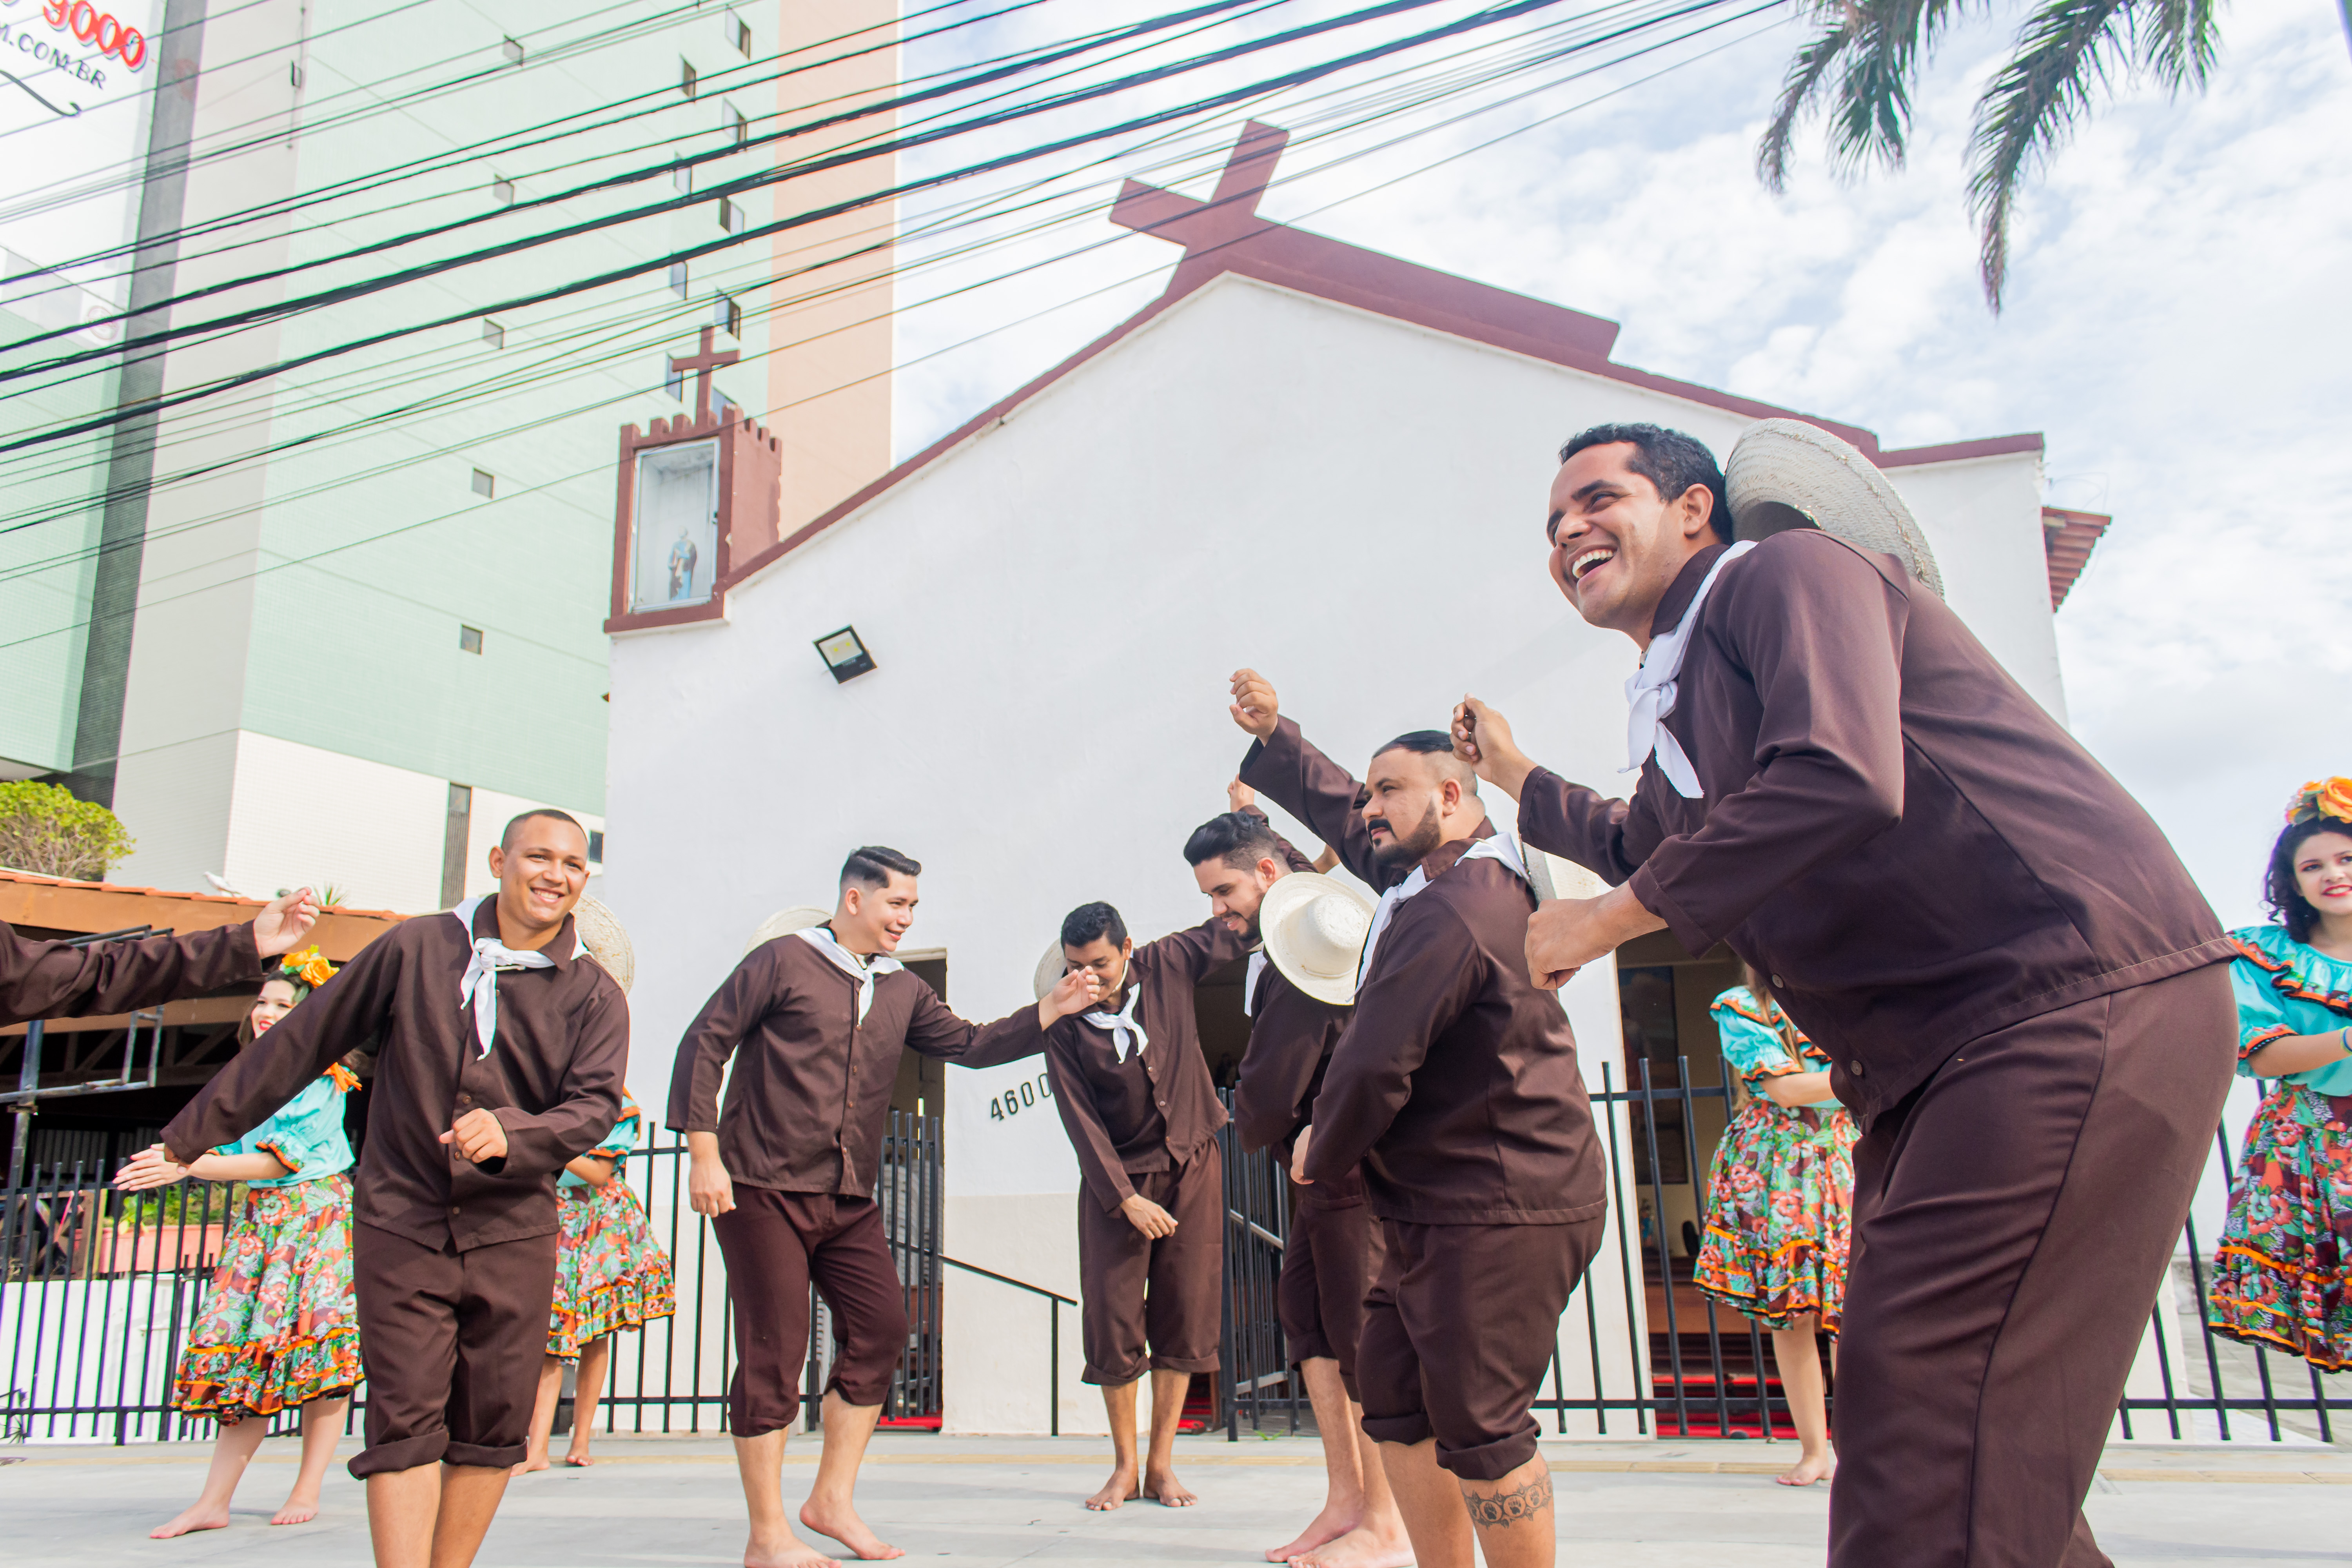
[572,895,636,995]
[1258,872,1377,1007]
[1033,942,1069,1003]
[1724,419,1944,597]
[745,905,833,957]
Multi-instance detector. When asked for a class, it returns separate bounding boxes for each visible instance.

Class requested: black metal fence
[6,1069,2347,1447]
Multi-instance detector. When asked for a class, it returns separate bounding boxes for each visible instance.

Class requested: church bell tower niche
[605,328,784,632]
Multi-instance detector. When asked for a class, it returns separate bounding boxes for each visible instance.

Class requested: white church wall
[604,272,2068,1434]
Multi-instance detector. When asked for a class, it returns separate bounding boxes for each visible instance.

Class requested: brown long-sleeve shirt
[667,931,1046,1196]
[1046,919,1248,1214]
[3,920,264,1028]
[1230,958,1361,1205]
[163,900,629,1250]
[1245,725,1604,1225]
[1517,532,2232,1127]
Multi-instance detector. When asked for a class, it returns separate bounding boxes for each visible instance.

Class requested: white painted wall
[220,731,445,912]
[603,273,2065,1432]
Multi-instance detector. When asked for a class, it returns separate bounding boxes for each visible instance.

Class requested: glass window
[470,468,495,498]
[630,439,719,612]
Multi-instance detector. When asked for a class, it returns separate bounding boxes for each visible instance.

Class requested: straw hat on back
[1724,419,1944,597]
[1033,942,1072,1003]
[1258,873,1377,1007]
[745,905,833,956]
[573,895,636,995]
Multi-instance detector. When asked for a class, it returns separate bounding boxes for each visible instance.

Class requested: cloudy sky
[883,0,2351,931]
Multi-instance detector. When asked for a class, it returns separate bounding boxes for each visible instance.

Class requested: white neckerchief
[1242,950,1269,1018]
[1356,832,1531,988]
[451,895,558,1059]
[794,925,901,1025]
[1624,540,1755,799]
[1085,977,1149,1063]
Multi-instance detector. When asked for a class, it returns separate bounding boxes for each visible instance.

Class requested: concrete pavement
[0,1433,2343,1565]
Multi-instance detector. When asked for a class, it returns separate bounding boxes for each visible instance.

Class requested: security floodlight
[814,626,875,684]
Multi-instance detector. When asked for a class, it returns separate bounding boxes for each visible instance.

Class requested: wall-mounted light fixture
[813,625,876,683]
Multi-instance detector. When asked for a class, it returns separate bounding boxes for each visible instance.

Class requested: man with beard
[1186,802,1409,1568]
[127,811,626,1568]
[4,887,320,1025]
[670,846,1102,1568]
[1453,420,2233,1568]
[1044,898,1248,1514]
[1230,679,1609,1568]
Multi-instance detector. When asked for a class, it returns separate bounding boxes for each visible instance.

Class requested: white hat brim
[745,905,834,956]
[1033,941,1070,1003]
[573,895,636,995]
[1258,872,1376,1007]
[1725,419,1944,597]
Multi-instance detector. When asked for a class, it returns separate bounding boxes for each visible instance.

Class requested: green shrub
[0,781,135,880]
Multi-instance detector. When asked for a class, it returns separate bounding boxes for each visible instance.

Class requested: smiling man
[126,809,627,1568]
[1454,421,2237,1568]
[1230,678,1607,1568]
[669,846,1101,1568]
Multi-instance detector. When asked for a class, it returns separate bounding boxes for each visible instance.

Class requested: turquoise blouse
[212,1067,356,1187]
[2226,925,2352,1094]
[1711,985,1840,1110]
[561,1093,643,1189]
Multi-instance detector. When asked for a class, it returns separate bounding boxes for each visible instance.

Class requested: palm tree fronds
[1966,0,2134,307]
[1760,22,1859,190]
[2135,0,2221,91]
[1756,0,1982,190]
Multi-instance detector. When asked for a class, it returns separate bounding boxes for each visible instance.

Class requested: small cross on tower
[670,326,740,426]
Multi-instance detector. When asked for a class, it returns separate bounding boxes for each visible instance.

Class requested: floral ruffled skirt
[1694,1099,1857,1332]
[548,1179,675,1358]
[2207,1083,2352,1370]
[172,1174,361,1419]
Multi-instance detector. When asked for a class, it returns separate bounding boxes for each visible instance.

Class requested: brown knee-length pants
[1279,1194,1383,1397]
[349,1223,559,1476]
[1078,1142,1224,1386]
[711,1188,907,1438]
[1357,1215,1603,1481]
[1830,965,2236,1568]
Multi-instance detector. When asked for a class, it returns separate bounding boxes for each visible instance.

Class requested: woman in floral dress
[118,949,363,1537]
[2209,778,2352,1368]
[515,1091,675,1471]
[1693,967,1857,1486]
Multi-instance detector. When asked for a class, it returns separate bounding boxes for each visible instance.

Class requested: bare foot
[745,1534,843,1568]
[562,1450,595,1467]
[1085,1463,1141,1511]
[269,1495,321,1526]
[1775,1450,1837,1486]
[798,1497,906,1561]
[1266,1499,1360,1561]
[1143,1466,1197,1507]
[149,1502,231,1539]
[511,1454,550,1476]
[1292,1522,1417,1567]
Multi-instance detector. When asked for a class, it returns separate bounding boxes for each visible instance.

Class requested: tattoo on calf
[1462,1473,1552,1528]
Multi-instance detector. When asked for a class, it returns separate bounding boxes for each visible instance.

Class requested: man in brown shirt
[668,846,1099,1568]
[1233,688,1610,1568]
[1043,899,1247,1514]
[1454,422,2236,1568]
[122,811,626,1568]
[2,886,319,1026]
[1193,799,1408,1568]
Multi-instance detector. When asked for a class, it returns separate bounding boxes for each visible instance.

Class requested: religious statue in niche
[632,441,718,612]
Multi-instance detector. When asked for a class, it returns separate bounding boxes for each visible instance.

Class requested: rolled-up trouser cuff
[1360,1409,1434,1448]
[442,1440,528,1470]
[345,1430,449,1477]
[1440,1423,1540,1481]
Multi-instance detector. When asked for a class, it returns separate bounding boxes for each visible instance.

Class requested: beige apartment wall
[767,0,896,534]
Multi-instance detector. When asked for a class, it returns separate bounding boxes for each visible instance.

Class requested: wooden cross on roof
[671,326,739,426]
[1114,121,1289,261]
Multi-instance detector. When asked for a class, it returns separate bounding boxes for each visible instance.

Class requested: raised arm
[902,967,1105,1069]
[1229,670,1399,891]
[158,943,392,1165]
[1454,697,1656,884]
[485,984,629,1179]
[1302,902,1483,1181]
[1044,1028,1136,1214]
[1141,916,1251,987]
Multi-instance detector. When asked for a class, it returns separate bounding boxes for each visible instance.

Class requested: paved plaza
[0,1433,2342,1566]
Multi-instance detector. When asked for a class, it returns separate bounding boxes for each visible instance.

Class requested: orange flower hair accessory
[281,946,337,989]
[2285,779,2352,827]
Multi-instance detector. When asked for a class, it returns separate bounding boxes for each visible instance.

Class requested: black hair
[1557,422,1733,545]
[501,808,586,850]
[2265,817,2352,944]
[1060,901,1128,951]
[1182,811,1285,873]
[1372,729,1476,787]
[841,845,922,891]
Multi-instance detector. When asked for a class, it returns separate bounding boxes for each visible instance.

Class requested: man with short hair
[669,846,1102,1568]
[4,886,320,1026]
[1230,682,1609,1568]
[1455,420,2235,1568]
[123,809,626,1568]
[1044,898,1247,1514]
[1186,803,1408,1568]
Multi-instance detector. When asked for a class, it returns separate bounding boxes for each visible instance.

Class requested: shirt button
[1847,1061,1866,1078]
[1771,974,1784,988]
[449,1205,461,1216]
